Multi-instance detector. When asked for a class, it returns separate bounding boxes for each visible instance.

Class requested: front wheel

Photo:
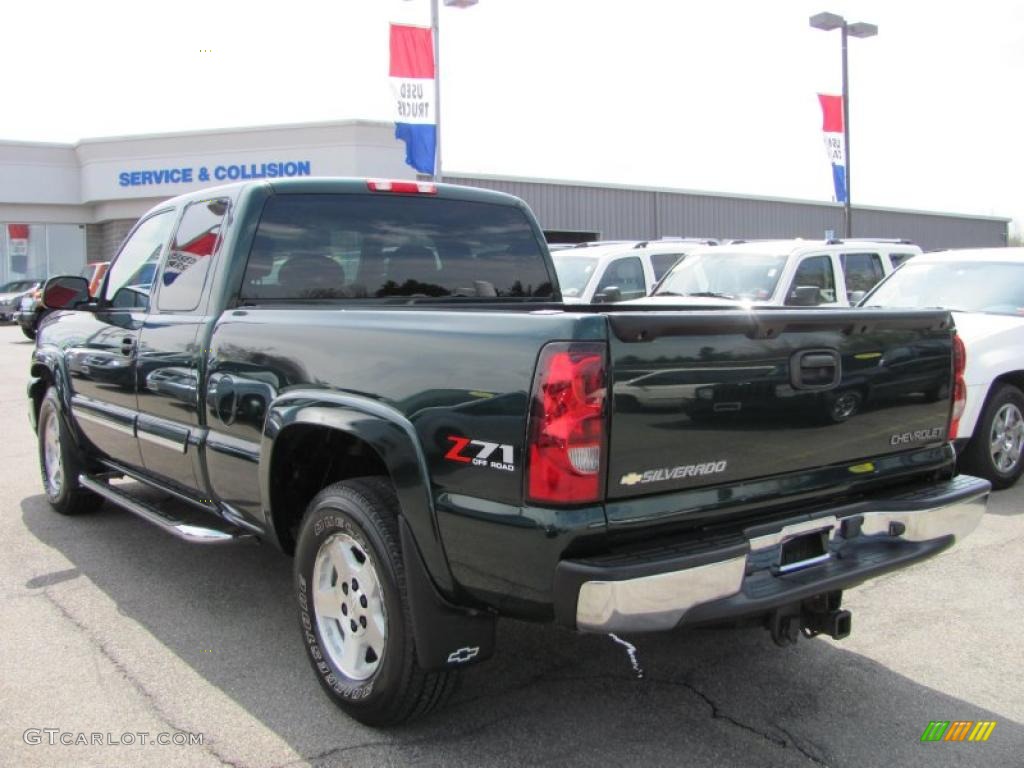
[960,383,1024,489]
[37,388,103,515]
[294,477,458,725]
[21,324,36,340]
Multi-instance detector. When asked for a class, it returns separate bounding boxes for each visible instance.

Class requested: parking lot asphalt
[0,322,1021,767]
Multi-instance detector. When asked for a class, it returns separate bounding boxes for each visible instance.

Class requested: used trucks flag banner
[390,23,437,176]
[817,94,847,203]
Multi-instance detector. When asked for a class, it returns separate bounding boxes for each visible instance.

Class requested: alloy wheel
[312,531,388,681]
[42,411,64,498]
[989,403,1024,474]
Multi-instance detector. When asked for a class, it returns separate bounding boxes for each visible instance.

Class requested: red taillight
[526,342,607,504]
[366,179,437,194]
[950,333,967,439]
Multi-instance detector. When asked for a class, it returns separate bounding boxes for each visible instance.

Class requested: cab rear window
[241,194,554,301]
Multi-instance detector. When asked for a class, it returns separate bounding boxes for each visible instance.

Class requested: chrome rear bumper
[557,475,990,633]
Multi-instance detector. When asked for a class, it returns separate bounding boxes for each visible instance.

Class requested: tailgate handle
[791,349,841,390]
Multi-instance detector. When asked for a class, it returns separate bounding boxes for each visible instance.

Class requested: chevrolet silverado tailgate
[606,308,954,500]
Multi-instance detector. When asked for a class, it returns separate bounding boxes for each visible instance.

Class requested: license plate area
[777,530,830,573]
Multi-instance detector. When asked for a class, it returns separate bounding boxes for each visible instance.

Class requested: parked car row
[551,237,921,308]
[0,279,43,322]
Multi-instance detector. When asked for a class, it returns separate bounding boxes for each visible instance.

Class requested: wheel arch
[989,371,1024,397]
[260,391,454,596]
[967,371,1024,437]
[28,349,71,430]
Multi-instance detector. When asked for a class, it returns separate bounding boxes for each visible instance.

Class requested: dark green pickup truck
[28,178,989,725]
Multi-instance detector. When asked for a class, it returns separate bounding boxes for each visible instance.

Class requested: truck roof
[153,177,527,210]
[685,239,922,258]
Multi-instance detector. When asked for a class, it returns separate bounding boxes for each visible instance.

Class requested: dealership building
[0,119,1009,284]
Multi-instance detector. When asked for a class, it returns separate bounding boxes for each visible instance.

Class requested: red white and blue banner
[390,23,436,175]
[817,93,847,203]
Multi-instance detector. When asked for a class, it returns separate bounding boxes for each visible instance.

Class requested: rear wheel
[294,477,458,725]
[961,384,1024,489]
[37,388,103,515]
[21,324,36,340]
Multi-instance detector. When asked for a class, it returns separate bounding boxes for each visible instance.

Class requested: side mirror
[42,276,91,310]
[596,286,622,304]
[847,290,867,305]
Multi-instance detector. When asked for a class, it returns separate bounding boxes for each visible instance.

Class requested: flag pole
[431,0,442,182]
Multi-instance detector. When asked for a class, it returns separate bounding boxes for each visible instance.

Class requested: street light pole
[810,12,877,239]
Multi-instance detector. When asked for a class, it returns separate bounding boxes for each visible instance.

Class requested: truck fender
[261,390,455,594]
[28,348,76,435]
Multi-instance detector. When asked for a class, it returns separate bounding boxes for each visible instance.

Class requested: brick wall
[85,219,136,263]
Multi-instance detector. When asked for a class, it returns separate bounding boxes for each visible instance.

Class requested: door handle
[208,373,237,425]
[120,336,136,356]
[791,349,841,390]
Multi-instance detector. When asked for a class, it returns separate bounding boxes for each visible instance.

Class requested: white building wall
[0,120,412,280]
[0,142,81,205]
[76,120,412,203]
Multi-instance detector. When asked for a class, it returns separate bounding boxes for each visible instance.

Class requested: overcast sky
[4,0,1022,233]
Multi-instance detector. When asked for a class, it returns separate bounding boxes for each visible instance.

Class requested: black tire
[37,388,103,515]
[21,324,36,340]
[823,389,863,424]
[960,383,1024,490]
[294,477,458,725]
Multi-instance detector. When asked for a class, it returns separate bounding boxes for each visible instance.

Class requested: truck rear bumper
[553,475,990,633]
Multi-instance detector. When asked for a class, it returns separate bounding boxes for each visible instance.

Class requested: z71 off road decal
[445,436,515,472]
[620,460,728,486]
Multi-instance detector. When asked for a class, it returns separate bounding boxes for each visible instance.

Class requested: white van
[633,239,922,308]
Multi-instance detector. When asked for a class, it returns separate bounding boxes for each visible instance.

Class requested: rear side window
[889,252,916,268]
[158,199,229,311]
[650,252,685,281]
[840,252,885,298]
[596,257,646,299]
[787,255,836,306]
[241,194,553,301]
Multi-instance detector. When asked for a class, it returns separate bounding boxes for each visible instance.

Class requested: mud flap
[399,517,496,671]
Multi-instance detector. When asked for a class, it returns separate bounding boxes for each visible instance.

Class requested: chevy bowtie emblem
[447,646,480,664]
[620,472,643,486]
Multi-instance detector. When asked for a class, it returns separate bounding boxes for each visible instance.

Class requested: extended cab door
[67,210,175,469]
[135,198,229,491]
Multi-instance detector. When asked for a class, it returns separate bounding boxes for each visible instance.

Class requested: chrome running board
[78,474,251,544]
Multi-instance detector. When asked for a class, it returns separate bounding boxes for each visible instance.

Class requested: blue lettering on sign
[117,161,311,186]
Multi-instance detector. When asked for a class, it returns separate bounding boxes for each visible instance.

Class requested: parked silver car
[0,279,42,321]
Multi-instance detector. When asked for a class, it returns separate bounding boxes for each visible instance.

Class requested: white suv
[634,239,921,308]
[552,239,716,304]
